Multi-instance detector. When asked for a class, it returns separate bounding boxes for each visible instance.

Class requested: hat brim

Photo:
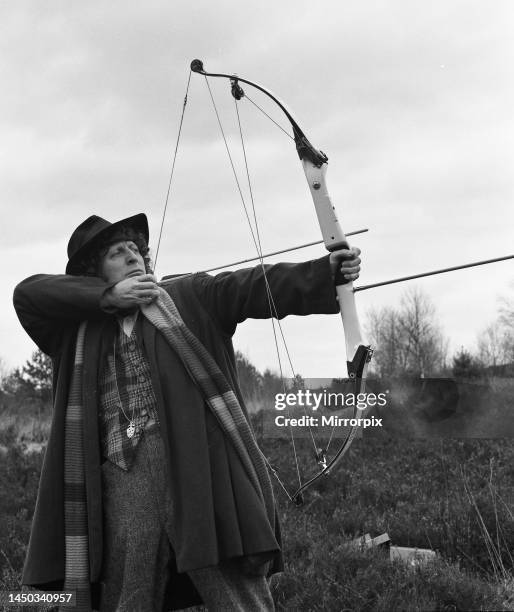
[66,213,149,274]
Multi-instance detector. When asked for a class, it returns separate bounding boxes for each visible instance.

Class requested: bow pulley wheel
[231,78,245,100]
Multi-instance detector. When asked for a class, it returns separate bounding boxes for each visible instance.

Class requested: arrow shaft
[202,228,368,274]
[354,255,513,292]
[161,228,368,281]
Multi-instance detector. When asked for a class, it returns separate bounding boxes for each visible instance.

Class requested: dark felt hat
[66,213,149,274]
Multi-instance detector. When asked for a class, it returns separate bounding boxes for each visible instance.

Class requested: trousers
[99,424,275,611]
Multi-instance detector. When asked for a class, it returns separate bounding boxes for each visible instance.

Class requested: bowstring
[239,95,353,462]
[233,95,331,467]
[154,70,193,274]
[232,97,311,499]
[202,75,308,498]
[231,99,295,384]
[201,75,329,499]
[243,93,294,141]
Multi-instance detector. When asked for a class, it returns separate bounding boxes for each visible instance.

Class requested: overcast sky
[1,0,513,378]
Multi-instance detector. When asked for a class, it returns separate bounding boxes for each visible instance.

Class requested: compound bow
[159,59,512,505]
[187,60,373,504]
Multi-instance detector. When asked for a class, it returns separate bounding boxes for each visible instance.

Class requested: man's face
[99,240,146,283]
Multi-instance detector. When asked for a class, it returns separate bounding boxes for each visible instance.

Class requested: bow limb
[302,161,373,379]
[289,162,373,504]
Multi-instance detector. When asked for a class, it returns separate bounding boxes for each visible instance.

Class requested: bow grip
[302,161,349,252]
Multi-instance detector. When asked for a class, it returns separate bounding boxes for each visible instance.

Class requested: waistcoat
[98,322,160,470]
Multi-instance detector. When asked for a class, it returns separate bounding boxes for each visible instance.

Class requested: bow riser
[302,161,349,251]
[302,160,368,366]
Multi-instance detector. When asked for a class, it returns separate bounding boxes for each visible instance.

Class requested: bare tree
[498,287,514,363]
[367,307,403,377]
[477,322,505,367]
[398,288,447,376]
[0,357,9,388]
[366,287,448,377]
[477,284,514,366]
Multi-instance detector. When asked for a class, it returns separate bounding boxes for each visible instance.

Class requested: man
[13,213,361,611]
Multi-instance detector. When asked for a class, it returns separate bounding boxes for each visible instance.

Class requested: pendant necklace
[112,335,136,438]
[126,423,135,438]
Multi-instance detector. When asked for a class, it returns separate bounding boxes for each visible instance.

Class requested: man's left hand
[329,247,361,284]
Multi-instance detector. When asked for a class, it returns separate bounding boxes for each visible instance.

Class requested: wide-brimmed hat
[66,213,149,274]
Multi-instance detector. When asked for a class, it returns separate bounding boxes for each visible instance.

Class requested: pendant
[127,421,136,438]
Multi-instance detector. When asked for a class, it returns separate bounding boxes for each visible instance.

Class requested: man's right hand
[101,274,161,310]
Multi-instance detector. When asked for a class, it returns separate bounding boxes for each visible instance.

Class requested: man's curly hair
[71,225,153,277]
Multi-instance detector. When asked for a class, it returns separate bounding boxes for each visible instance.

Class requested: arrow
[354,255,513,292]
[201,228,368,274]
[161,228,368,281]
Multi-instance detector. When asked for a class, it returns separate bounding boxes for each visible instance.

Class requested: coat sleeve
[190,255,340,336]
[13,274,113,357]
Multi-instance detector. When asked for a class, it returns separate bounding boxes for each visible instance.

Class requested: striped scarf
[62,321,91,610]
[62,289,275,610]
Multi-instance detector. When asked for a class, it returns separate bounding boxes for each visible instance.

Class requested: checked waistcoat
[98,322,160,471]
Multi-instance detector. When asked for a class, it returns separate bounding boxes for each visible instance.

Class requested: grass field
[1,394,513,611]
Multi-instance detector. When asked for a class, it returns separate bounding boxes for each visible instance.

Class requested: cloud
[1,0,513,373]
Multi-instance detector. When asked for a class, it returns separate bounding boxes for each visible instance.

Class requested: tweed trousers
[99,423,275,612]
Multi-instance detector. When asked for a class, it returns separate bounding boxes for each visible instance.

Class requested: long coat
[13,256,339,609]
